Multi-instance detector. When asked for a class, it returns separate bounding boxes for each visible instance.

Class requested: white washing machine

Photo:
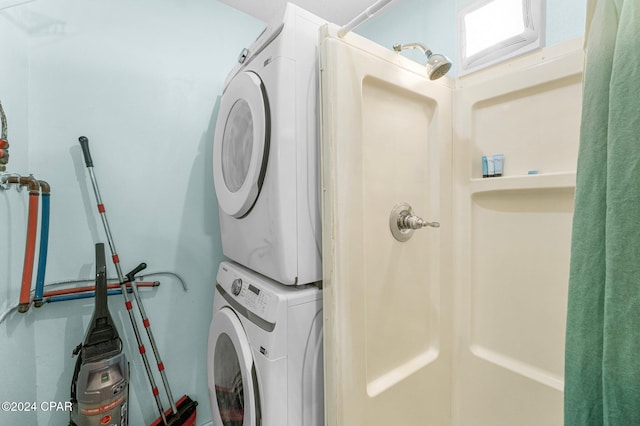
[212,4,325,285]
[207,261,324,426]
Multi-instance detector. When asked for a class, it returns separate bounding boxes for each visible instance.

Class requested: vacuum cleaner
[70,243,129,426]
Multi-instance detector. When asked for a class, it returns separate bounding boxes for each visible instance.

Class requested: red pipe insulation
[18,177,40,313]
[5,175,41,313]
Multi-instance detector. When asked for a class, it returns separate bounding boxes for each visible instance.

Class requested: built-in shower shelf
[470,171,576,194]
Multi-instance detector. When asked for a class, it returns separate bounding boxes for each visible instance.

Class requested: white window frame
[458,0,546,76]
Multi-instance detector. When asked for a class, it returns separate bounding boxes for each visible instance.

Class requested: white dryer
[208,261,323,426]
[213,4,325,285]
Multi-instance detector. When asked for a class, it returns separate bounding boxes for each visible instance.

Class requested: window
[458,0,545,75]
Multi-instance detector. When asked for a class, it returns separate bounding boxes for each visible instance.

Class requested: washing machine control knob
[231,278,243,296]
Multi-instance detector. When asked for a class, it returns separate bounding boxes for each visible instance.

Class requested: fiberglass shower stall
[320,23,582,426]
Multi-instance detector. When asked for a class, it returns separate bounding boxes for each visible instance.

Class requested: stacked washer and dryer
[207,4,326,426]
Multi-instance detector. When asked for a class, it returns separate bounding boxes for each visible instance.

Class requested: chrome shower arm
[392,43,433,56]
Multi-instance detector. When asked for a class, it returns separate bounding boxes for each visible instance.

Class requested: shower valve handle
[79,136,94,167]
[398,212,440,230]
[390,202,439,242]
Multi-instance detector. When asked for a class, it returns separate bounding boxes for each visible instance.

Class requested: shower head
[393,42,452,80]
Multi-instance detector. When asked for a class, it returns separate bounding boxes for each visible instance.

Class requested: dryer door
[209,307,260,426]
[213,71,270,218]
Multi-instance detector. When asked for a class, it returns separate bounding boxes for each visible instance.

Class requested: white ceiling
[218,0,400,26]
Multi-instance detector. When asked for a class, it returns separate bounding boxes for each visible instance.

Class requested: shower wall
[321,16,582,422]
[351,2,587,424]
[452,39,583,425]
[320,25,453,425]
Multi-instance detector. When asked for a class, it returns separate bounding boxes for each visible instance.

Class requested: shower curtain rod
[338,0,394,38]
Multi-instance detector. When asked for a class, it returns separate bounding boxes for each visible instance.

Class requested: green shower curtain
[565,0,640,424]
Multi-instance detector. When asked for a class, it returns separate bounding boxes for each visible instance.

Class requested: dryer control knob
[231,278,243,296]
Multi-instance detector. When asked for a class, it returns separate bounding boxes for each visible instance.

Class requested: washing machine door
[209,307,260,426]
[213,70,270,219]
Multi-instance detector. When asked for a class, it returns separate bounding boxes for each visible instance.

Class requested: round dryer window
[221,99,253,193]
[213,71,270,218]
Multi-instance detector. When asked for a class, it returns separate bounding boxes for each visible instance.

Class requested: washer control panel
[234,279,275,318]
[218,264,279,324]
